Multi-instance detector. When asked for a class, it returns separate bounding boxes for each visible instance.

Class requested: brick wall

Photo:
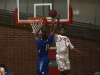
[69,37,100,75]
[0,25,38,75]
[0,25,100,75]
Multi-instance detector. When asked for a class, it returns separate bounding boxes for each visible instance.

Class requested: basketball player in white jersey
[54,26,82,75]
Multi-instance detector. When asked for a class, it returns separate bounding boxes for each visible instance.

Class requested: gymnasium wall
[0,25,100,75]
[0,0,100,25]
[0,0,100,75]
[0,25,37,75]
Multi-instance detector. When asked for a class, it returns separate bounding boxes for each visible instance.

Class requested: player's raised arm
[68,38,83,54]
[50,14,60,35]
[72,47,83,54]
[49,18,55,33]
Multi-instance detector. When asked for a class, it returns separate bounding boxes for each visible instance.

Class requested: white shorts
[56,54,70,71]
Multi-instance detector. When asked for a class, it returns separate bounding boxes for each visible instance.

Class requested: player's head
[0,63,7,72]
[59,26,66,35]
[42,33,48,41]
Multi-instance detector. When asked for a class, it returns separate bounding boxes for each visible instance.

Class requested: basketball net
[28,17,46,34]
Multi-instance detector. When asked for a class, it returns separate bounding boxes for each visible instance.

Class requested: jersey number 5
[46,44,49,50]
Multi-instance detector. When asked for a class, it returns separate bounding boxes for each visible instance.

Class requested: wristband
[78,51,82,54]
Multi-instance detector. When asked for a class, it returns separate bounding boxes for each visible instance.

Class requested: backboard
[14,0,73,25]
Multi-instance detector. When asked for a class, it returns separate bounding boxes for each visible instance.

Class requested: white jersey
[55,34,74,55]
[55,34,74,71]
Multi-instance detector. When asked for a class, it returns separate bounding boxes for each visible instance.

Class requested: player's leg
[43,57,50,73]
[56,55,65,71]
[36,58,42,75]
[60,61,70,75]
[61,71,65,75]
[59,55,70,75]
[64,70,70,75]
[37,57,50,75]
[64,56,70,75]
[36,59,48,75]
[61,68,70,75]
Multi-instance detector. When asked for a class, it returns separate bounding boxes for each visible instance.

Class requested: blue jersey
[5,72,11,75]
[36,34,54,58]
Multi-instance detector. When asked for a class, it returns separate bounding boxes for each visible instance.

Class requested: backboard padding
[15,0,73,25]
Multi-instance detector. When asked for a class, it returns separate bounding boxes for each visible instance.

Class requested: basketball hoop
[28,17,46,33]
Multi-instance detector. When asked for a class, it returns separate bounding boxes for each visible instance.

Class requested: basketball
[49,10,57,18]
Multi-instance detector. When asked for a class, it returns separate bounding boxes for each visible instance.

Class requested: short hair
[42,33,48,41]
[59,26,66,31]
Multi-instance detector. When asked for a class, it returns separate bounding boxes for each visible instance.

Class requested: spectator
[0,64,11,75]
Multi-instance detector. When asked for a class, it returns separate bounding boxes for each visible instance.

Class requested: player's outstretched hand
[78,50,84,55]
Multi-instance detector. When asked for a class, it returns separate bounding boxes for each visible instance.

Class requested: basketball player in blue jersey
[35,14,60,75]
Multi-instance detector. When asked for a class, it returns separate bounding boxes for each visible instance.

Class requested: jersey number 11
[46,44,49,50]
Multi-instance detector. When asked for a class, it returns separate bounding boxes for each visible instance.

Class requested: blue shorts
[36,56,50,75]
